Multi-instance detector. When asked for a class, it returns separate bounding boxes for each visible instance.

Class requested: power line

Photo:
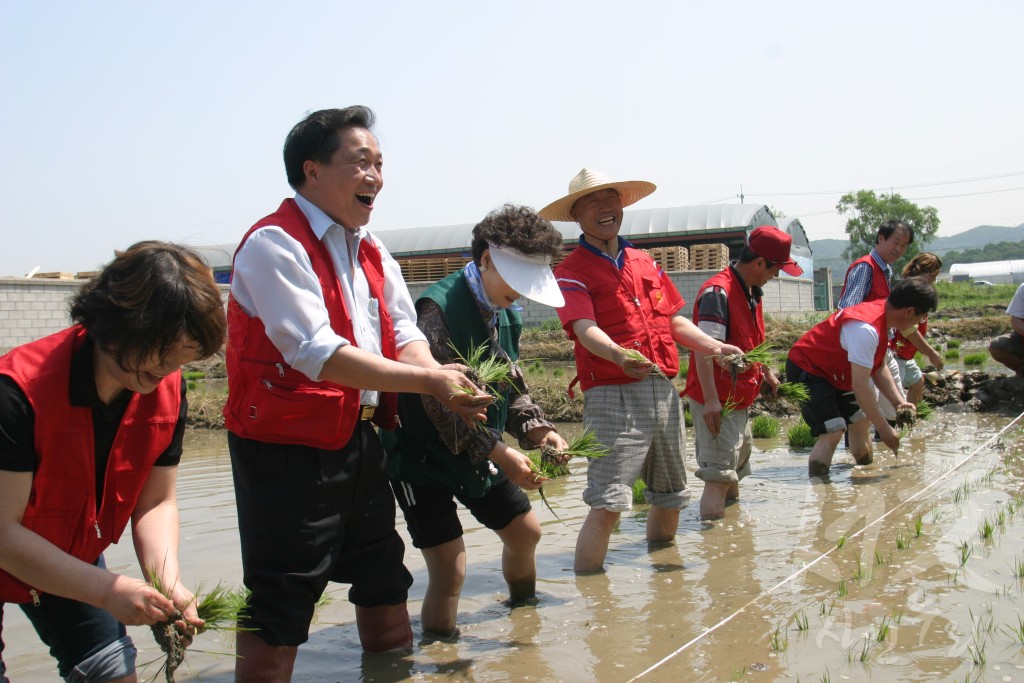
[736,170,1024,199]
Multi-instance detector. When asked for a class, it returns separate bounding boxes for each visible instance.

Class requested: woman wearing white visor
[381,204,569,639]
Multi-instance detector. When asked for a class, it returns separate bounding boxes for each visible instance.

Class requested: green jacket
[381,271,522,497]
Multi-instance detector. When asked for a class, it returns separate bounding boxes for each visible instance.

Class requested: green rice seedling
[1013,556,1024,578]
[1003,615,1024,645]
[147,573,248,682]
[552,367,564,378]
[795,610,809,631]
[776,382,811,405]
[836,578,848,597]
[967,635,986,666]
[836,536,846,549]
[876,615,891,642]
[721,395,742,418]
[528,450,568,478]
[524,457,561,522]
[944,348,961,360]
[875,551,886,566]
[751,414,780,438]
[820,669,831,683]
[996,507,1006,526]
[914,516,924,537]
[859,638,872,663]
[677,359,689,378]
[768,625,788,651]
[893,606,904,625]
[620,347,668,379]
[896,530,910,550]
[963,352,987,366]
[186,380,197,391]
[543,429,609,462]
[980,518,995,539]
[959,540,973,567]
[448,341,515,399]
[915,399,934,420]
[852,559,867,582]
[182,371,206,381]
[788,420,816,448]
[740,341,775,366]
[947,338,961,349]
[632,478,647,504]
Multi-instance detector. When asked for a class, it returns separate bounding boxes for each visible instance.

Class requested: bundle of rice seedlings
[741,341,775,366]
[787,420,816,449]
[542,429,609,461]
[448,341,516,400]
[751,414,780,438]
[916,399,935,420]
[721,396,742,418]
[776,382,811,406]
[524,458,561,522]
[620,347,668,379]
[528,449,569,478]
[895,406,916,429]
[147,575,248,682]
[632,478,647,504]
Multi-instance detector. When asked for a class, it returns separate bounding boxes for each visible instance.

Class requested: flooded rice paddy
[5,408,1024,682]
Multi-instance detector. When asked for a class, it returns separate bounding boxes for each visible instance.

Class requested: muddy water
[5,410,1024,682]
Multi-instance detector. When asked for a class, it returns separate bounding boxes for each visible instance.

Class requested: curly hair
[470,204,564,265]
[70,241,226,372]
[902,251,942,278]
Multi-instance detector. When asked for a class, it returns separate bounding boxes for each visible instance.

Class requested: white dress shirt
[231,193,425,404]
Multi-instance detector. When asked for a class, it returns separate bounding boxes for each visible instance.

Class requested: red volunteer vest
[0,326,180,603]
[840,253,891,304]
[683,267,765,408]
[224,199,398,450]
[788,300,889,391]
[556,246,682,393]
[893,320,928,360]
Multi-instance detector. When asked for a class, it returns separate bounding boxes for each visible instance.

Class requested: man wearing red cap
[683,226,803,520]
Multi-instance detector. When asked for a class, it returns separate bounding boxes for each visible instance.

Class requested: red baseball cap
[747,226,803,276]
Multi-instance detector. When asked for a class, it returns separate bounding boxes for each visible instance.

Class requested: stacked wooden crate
[399,256,471,283]
[31,272,75,280]
[689,243,730,271]
[646,246,688,272]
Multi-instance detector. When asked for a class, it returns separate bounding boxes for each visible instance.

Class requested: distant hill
[810,224,1024,279]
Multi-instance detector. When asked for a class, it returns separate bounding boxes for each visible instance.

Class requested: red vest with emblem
[788,300,889,391]
[683,267,765,408]
[840,253,891,304]
[0,326,180,603]
[893,320,928,360]
[224,199,398,449]
[555,246,682,393]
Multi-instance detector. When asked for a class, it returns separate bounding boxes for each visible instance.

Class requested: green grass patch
[963,352,987,366]
[788,420,816,448]
[944,348,961,360]
[632,478,647,504]
[751,414,780,438]
[182,371,206,381]
[946,338,961,349]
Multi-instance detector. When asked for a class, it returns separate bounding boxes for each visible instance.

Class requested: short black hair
[877,219,914,245]
[70,241,226,373]
[471,204,564,265]
[283,106,376,190]
[888,275,937,315]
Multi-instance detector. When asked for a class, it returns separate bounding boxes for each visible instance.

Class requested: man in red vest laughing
[224,106,489,680]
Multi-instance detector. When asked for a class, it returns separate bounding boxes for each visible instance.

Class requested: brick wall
[0,279,231,354]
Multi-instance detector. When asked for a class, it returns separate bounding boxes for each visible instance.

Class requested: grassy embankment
[184,281,1015,428]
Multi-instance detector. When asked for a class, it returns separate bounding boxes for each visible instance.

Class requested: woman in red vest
[892,253,945,405]
[0,242,226,683]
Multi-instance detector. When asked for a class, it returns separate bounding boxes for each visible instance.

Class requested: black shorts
[229,423,413,646]
[391,472,532,549]
[786,359,865,437]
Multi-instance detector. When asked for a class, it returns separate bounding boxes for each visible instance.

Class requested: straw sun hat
[538,168,656,222]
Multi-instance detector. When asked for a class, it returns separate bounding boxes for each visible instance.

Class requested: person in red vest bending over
[787,276,938,477]
[683,226,803,520]
[540,168,743,573]
[224,106,489,680]
[0,242,226,683]
[837,219,914,426]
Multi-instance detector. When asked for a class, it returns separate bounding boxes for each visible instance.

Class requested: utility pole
[738,184,744,204]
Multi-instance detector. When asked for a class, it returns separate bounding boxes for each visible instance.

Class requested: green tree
[835,190,940,273]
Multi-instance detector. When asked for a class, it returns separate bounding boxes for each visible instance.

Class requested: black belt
[359,405,376,420]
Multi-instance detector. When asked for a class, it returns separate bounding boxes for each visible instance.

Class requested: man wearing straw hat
[540,169,743,572]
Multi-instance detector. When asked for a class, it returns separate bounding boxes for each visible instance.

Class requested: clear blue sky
[2,1,1022,276]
